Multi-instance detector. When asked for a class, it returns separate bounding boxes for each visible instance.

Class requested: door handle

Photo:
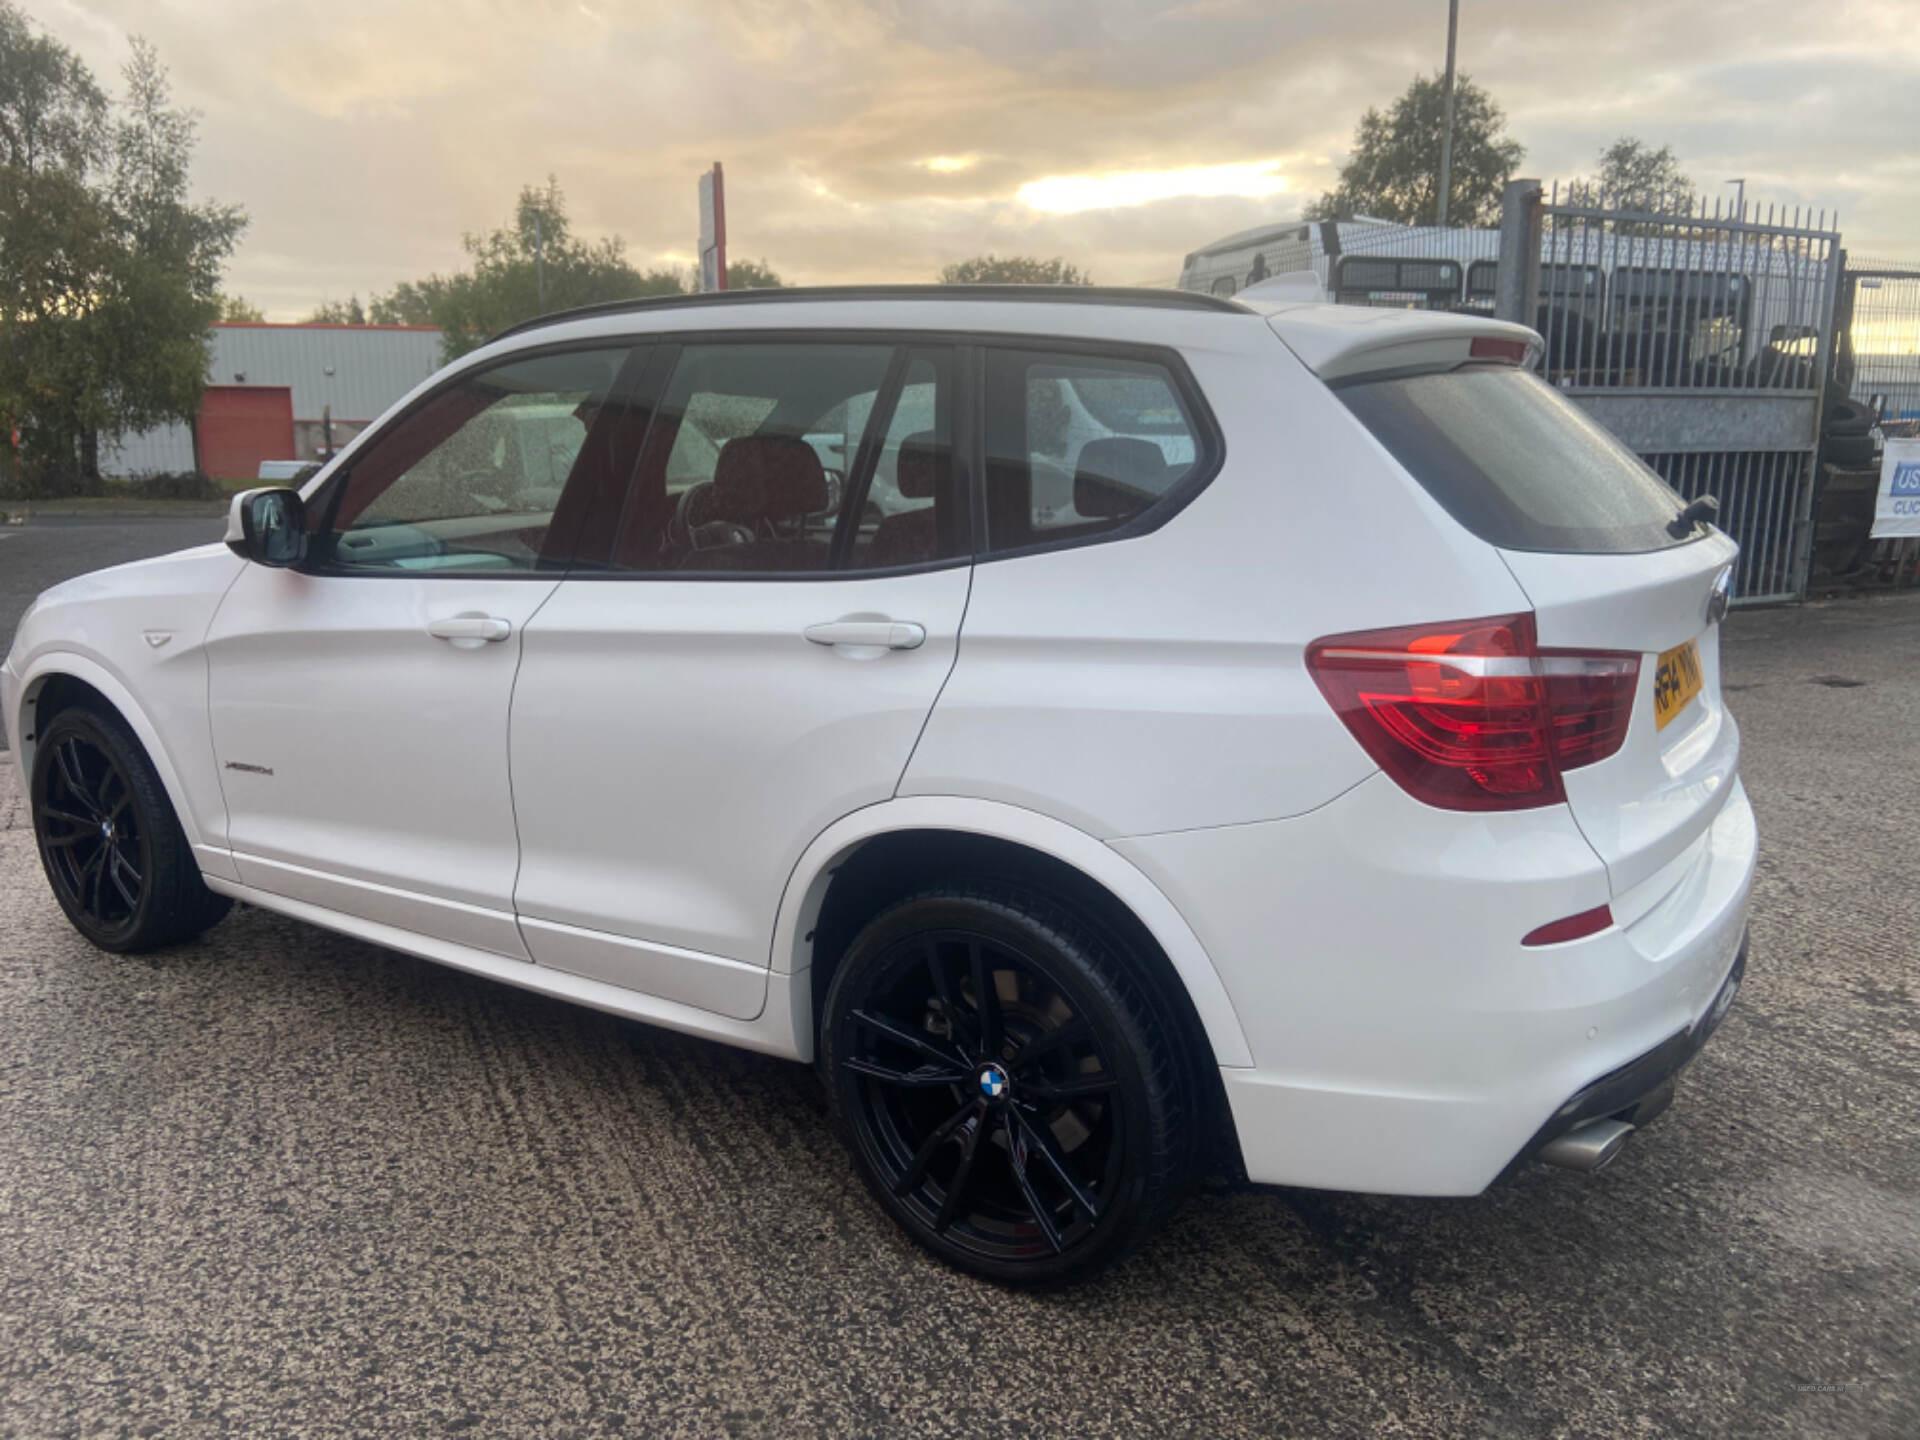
[427,615,512,643]
[803,620,926,651]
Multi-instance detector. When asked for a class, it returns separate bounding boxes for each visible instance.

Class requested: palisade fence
[1492,181,1843,604]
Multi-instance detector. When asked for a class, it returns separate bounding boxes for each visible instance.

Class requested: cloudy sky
[33,0,1920,318]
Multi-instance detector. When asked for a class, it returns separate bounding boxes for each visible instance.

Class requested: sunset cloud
[30,0,1919,316]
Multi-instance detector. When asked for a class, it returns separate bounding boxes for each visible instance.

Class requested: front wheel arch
[16,658,210,859]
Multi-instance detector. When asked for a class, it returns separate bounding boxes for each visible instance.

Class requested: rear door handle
[427,615,512,643]
[803,620,926,651]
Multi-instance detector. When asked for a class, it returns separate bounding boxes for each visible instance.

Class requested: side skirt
[202,873,811,1062]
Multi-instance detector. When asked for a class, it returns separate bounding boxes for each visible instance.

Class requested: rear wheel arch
[775,803,1252,1150]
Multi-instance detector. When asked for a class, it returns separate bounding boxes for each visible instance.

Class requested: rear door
[507,339,970,1018]
[1335,361,1740,906]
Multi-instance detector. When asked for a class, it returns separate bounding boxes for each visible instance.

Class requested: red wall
[198,386,294,481]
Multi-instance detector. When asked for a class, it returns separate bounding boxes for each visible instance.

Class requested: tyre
[821,883,1195,1286]
[1822,395,1878,437]
[1823,432,1876,470]
[30,704,232,953]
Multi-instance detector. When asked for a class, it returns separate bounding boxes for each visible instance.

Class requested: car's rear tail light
[1522,905,1615,946]
[1306,614,1640,812]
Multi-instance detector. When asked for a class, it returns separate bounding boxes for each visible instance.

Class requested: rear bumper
[1115,770,1757,1196]
[1521,934,1744,1158]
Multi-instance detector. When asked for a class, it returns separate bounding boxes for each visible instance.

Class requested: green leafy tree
[0,9,244,492]
[219,293,264,321]
[1572,137,1695,213]
[724,257,784,289]
[1306,73,1524,228]
[938,255,1093,285]
[370,178,685,358]
[307,295,367,324]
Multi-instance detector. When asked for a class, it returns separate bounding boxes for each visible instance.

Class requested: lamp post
[1436,0,1460,227]
[1726,177,1745,221]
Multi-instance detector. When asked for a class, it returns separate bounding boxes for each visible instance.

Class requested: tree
[938,255,1093,285]
[1575,137,1695,213]
[369,177,685,358]
[724,257,784,289]
[307,295,367,324]
[1306,73,1524,228]
[0,8,244,491]
[219,294,264,321]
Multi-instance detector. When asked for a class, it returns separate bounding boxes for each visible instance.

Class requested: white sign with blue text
[1873,437,1920,539]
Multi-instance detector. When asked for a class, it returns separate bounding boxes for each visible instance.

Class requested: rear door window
[590,340,967,575]
[1337,365,1698,553]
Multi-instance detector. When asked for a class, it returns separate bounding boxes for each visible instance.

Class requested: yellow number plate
[1653,639,1704,730]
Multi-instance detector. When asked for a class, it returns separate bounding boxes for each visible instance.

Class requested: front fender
[12,650,235,881]
[769,795,1254,1068]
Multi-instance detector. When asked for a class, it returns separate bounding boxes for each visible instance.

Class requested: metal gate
[1494,182,1843,603]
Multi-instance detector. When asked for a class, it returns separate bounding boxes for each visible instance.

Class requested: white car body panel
[508,566,971,1017]
[1118,774,1755,1193]
[198,868,812,1060]
[770,793,1258,1068]
[3,290,1758,1202]
[203,565,561,959]
[902,335,1535,835]
[4,544,246,876]
[1499,536,1743,900]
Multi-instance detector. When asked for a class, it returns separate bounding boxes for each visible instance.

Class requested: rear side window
[1338,366,1695,553]
[983,348,1210,554]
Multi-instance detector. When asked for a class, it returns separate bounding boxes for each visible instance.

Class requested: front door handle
[427,614,512,644]
[803,620,926,651]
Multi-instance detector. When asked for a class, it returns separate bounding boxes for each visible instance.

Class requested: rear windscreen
[1338,365,1698,553]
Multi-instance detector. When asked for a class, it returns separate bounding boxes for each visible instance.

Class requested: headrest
[712,435,828,522]
[895,432,947,500]
[1074,437,1172,520]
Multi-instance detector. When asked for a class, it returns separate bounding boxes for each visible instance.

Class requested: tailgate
[1501,534,1740,906]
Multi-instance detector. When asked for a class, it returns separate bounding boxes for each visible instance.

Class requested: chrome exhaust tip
[1537,1118,1634,1173]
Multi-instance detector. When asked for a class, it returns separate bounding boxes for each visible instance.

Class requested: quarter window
[982,349,1205,553]
[314,346,634,573]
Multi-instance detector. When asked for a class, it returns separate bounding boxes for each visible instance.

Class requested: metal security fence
[1174,197,1849,601]
[1840,258,1920,432]
[1526,188,1838,392]
[1646,451,1813,601]
[1495,183,1843,604]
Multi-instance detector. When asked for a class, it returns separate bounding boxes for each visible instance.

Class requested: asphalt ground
[1,519,1916,1438]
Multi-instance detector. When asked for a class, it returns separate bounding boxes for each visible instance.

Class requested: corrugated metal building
[100,323,444,480]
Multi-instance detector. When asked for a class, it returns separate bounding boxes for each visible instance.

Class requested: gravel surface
[0,524,1915,1438]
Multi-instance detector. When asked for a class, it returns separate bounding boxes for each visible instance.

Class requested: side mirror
[225,487,307,567]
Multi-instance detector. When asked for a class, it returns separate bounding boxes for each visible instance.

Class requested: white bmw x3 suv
[3,285,1753,1285]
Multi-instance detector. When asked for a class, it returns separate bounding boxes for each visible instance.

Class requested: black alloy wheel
[30,705,231,953]
[824,885,1193,1285]
[37,729,148,939]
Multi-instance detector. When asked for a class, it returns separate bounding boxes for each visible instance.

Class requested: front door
[205,343,646,957]
[509,340,971,1017]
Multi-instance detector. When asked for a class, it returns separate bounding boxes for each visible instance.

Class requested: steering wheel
[667,482,754,558]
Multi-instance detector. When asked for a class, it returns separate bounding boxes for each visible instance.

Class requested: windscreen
[1338,365,1699,553]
